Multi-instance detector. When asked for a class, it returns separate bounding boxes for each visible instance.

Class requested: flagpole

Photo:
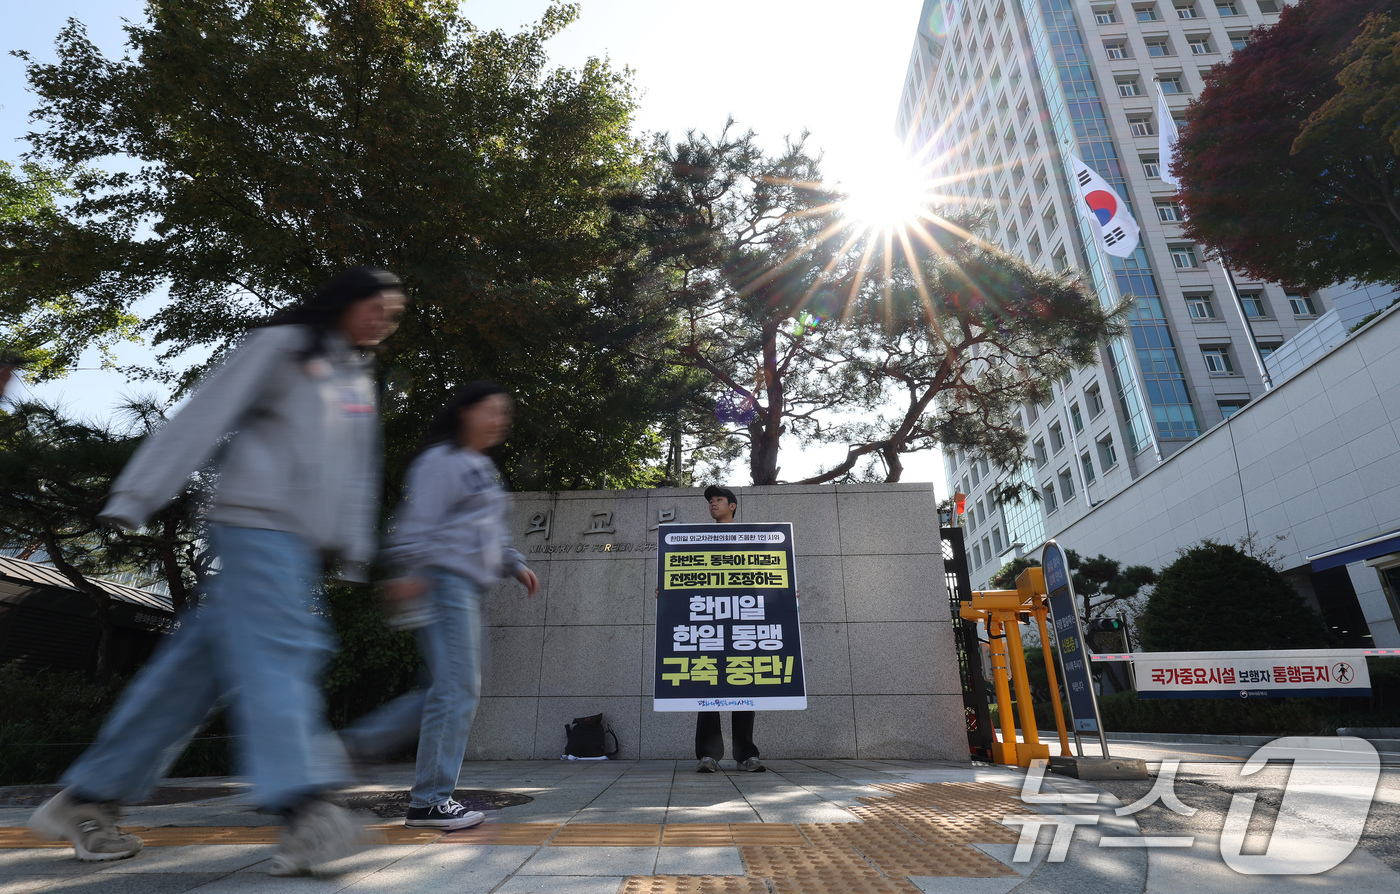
[1220,260,1274,391]
[1155,80,1272,393]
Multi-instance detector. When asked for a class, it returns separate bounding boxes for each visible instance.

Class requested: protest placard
[653,522,807,711]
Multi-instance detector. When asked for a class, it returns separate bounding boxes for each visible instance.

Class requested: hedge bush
[0,663,232,785]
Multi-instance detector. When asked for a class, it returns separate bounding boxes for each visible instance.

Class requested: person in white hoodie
[29,267,405,876]
[341,381,537,830]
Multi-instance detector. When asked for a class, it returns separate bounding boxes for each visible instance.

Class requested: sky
[1,0,943,488]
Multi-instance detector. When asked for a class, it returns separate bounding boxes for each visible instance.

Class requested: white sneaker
[268,798,365,877]
[28,788,143,862]
[404,797,486,830]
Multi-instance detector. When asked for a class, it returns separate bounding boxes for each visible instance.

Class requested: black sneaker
[404,798,485,831]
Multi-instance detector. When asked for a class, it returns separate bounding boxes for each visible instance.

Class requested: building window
[1081,452,1097,484]
[1096,8,1119,24]
[1058,468,1076,501]
[1185,293,1215,319]
[1175,3,1199,17]
[1189,36,1213,55]
[1129,116,1154,136]
[1032,437,1048,466]
[1026,402,1040,424]
[1155,200,1181,221]
[1159,75,1185,94]
[1142,156,1161,178]
[1216,1,1240,14]
[1218,400,1247,419]
[1229,33,1250,50]
[1105,41,1128,59]
[1288,292,1318,316]
[1257,342,1280,360]
[992,526,1004,554]
[1170,244,1199,268]
[1135,4,1160,21]
[970,461,981,486]
[1097,435,1118,469]
[982,536,993,564]
[1070,401,1085,433]
[979,458,990,477]
[1146,38,1172,57]
[1202,346,1235,374]
[1086,382,1105,417]
[1052,245,1070,271]
[973,543,983,567]
[1256,0,1279,12]
[1239,291,1267,317]
[1027,230,1043,257]
[1049,421,1066,453]
[1116,76,1142,97]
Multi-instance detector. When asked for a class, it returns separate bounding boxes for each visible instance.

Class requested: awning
[1308,530,1400,572]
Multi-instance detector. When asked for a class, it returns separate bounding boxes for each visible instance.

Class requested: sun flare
[837,145,937,232]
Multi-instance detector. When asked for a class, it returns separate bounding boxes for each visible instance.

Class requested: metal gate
[940,527,995,761]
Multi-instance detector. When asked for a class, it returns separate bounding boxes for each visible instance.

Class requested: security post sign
[654,523,807,711]
[1042,541,1107,747]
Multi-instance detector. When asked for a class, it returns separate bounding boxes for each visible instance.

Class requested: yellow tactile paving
[436,822,559,845]
[550,823,663,846]
[621,877,772,894]
[0,829,65,848]
[770,877,924,894]
[726,823,808,847]
[0,780,1025,892]
[738,844,884,879]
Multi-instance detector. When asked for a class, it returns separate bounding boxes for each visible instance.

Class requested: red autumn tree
[1174,0,1400,288]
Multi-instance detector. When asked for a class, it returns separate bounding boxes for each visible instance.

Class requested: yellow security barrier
[959,568,1069,766]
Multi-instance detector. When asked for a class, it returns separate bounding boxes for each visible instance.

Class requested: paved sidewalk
[2,757,1398,893]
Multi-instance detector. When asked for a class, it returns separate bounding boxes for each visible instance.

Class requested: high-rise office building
[897,0,1379,587]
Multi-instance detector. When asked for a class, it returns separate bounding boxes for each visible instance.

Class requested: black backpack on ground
[564,713,619,758]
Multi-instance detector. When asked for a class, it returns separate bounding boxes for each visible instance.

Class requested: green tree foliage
[1065,549,1155,621]
[632,126,1125,485]
[8,0,683,490]
[1175,0,1400,288]
[0,160,141,381]
[1138,540,1330,652]
[989,556,1040,590]
[0,401,207,679]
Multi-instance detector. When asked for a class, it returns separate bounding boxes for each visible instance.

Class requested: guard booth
[0,555,176,677]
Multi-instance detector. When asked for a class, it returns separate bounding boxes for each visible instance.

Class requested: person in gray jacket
[341,381,538,830]
[29,266,406,877]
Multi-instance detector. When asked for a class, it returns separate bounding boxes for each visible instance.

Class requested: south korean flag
[1071,155,1140,258]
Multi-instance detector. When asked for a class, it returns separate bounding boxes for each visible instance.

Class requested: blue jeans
[341,568,482,807]
[61,525,350,812]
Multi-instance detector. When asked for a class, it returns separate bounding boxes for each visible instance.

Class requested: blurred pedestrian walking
[29,267,406,876]
[341,382,537,830]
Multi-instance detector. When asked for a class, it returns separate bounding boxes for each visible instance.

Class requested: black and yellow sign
[653,523,806,711]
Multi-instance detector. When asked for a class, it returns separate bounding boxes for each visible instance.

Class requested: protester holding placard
[693,486,765,773]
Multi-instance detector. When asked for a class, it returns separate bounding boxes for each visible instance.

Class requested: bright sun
[837,144,936,232]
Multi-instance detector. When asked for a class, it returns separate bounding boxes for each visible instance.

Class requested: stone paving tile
[0,849,111,876]
[333,844,537,893]
[94,845,273,874]
[516,846,658,877]
[23,873,227,893]
[653,846,744,877]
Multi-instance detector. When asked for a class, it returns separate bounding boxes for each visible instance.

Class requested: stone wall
[466,483,967,761]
